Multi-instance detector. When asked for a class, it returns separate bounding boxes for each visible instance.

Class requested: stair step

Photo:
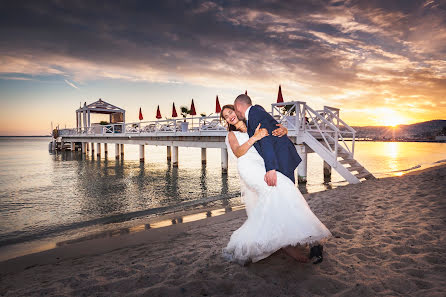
[355,172,373,179]
[347,166,363,172]
[338,153,351,158]
[339,159,357,165]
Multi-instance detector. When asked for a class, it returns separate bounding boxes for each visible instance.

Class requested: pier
[52,99,375,184]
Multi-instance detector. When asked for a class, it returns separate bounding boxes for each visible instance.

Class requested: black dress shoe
[309,245,323,264]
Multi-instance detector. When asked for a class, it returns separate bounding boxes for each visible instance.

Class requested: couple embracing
[220,94,331,265]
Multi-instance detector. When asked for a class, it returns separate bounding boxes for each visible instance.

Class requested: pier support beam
[115,144,120,160]
[60,140,65,151]
[139,145,145,162]
[167,146,171,161]
[71,142,75,151]
[82,142,87,154]
[296,145,307,184]
[221,148,228,173]
[323,161,332,181]
[172,146,178,167]
[86,142,89,152]
[201,148,207,164]
[120,144,124,157]
[96,143,101,158]
[104,143,108,156]
[91,142,95,156]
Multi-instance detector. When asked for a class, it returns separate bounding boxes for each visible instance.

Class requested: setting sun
[375,108,409,127]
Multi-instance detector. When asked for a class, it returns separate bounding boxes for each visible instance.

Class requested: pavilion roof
[76,99,125,114]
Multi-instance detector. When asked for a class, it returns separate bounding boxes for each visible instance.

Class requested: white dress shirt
[245,105,252,127]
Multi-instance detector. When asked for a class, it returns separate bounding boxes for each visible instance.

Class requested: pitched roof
[76,99,125,114]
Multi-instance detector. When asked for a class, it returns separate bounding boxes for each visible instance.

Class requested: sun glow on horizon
[374,108,410,127]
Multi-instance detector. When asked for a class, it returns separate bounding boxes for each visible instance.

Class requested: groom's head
[234,94,252,120]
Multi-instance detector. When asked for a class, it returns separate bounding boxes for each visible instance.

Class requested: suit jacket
[247,105,301,183]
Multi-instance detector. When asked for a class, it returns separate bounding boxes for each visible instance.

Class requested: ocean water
[0,137,445,260]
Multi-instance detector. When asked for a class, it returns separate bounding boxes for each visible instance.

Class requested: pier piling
[323,161,332,181]
[120,144,124,157]
[96,143,101,158]
[104,143,108,156]
[139,145,145,162]
[115,144,120,160]
[172,146,179,167]
[167,146,171,161]
[221,148,228,173]
[297,145,307,184]
[201,148,207,164]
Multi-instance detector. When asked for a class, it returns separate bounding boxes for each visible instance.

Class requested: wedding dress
[223,131,332,264]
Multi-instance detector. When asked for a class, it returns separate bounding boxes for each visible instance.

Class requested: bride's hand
[253,123,269,141]
[272,124,288,137]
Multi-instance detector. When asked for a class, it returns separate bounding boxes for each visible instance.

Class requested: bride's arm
[228,124,268,158]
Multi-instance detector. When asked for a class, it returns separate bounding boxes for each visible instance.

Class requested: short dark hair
[235,94,252,106]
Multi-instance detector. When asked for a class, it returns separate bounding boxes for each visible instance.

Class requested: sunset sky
[0,0,445,135]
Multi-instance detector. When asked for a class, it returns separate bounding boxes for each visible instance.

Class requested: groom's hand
[264,170,277,186]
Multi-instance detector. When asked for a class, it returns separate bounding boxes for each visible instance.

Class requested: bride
[220,104,332,264]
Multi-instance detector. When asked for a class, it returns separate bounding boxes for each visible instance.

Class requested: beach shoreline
[1,164,445,296]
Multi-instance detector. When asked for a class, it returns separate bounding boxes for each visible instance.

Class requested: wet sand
[1,165,445,296]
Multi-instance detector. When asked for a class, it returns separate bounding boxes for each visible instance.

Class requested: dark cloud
[0,0,445,112]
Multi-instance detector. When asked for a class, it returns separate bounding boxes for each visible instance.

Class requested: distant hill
[352,120,446,139]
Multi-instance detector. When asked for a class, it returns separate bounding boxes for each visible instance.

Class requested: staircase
[272,101,375,184]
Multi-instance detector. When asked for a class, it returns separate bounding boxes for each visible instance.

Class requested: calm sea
[0,137,445,260]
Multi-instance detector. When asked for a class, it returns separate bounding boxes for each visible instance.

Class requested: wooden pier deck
[53,101,374,184]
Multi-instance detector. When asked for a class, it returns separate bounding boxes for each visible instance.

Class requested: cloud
[0,0,444,124]
[64,79,79,89]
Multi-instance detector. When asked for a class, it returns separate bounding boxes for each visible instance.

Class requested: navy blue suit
[247,105,301,183]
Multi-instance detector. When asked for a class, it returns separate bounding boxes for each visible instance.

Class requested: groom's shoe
[309,245,323,264]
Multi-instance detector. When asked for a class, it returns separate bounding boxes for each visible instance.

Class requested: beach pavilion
[76,99,126,132]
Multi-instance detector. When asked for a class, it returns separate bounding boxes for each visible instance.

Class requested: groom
[234,94,301,186]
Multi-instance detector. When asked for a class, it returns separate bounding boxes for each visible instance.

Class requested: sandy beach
[1,165,445,297]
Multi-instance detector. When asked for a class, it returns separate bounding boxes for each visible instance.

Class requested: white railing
[57,115,226,136]
[271,101,356,159]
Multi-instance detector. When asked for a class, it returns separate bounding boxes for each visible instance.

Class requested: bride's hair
[220,104,246,132]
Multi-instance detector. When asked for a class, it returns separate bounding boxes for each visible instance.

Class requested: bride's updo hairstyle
[220,104,246,132]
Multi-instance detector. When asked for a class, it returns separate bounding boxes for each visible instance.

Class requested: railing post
[352,132,355,157]
[334,130,338,163]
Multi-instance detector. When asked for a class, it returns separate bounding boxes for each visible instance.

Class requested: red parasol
[277,85,284,105]
[156,105,162,119]
[172,103,178,117]
[190,99,197,116]
[215,95,221,113]
[245,90,247,95]
[139,107,143,121]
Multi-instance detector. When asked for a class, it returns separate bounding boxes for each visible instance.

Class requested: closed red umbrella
[139,107,143,121]
[156,105,162,119]
[172,103,178,117]
[190,99,197,116]
[277,85,284,106]
[215,95,221,113]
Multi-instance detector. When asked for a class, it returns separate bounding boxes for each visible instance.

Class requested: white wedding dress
[223,131,332,264]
